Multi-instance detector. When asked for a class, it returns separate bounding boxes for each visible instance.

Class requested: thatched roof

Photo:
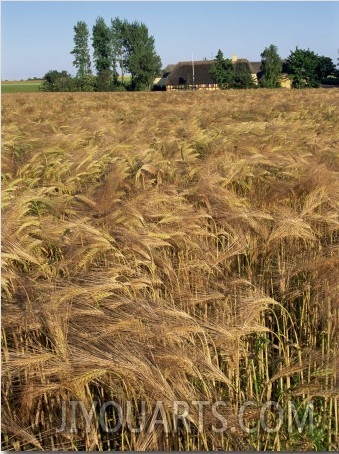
[166,59,262,86]
[162,64,176,77]
[167,60,215,86]
[233,59,262,75]
[248,61,262,74]
[154,64,176,87]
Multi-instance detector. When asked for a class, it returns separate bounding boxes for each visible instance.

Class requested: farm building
[165,55,263,91]
[156,56,292,90]
[166,60,218,91]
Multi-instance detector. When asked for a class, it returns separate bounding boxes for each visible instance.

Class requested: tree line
[41,17,339,92]
[42,17,162,92]
[210,45,338,89]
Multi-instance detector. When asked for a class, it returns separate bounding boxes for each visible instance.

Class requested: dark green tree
[111,17,126,85]
[76,74,96,92]
[233,61,256,88]
[316,55,336,81]
[209,50,235,88]
[70,21,92,78]
[92,17,113,90]
[41,70,76,92]
[286,47,321,88]
[122,20,162,90]
[260,44,282,87]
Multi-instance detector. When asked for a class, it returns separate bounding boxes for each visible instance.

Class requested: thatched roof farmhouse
[164,55,263,90]
[166,60,216,90]
[154,55,291,90]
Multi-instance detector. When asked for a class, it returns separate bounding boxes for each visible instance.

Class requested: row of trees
[210,45,338,89]
[41,17,338,92]
[42,17,162,92]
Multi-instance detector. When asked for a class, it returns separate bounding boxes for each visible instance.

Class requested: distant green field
[1,80,43,93]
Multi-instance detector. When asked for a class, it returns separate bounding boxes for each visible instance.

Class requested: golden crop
[2,90,338,451]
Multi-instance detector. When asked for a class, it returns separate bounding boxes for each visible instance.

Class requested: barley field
[2,90,339,451]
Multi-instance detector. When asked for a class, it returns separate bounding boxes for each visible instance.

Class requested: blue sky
[1,1,339,80]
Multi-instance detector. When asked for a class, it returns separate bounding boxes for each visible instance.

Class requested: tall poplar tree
[111,17,126,85]
[70,21,92,77]
[260,44,282,88]
[92,17,113,90]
